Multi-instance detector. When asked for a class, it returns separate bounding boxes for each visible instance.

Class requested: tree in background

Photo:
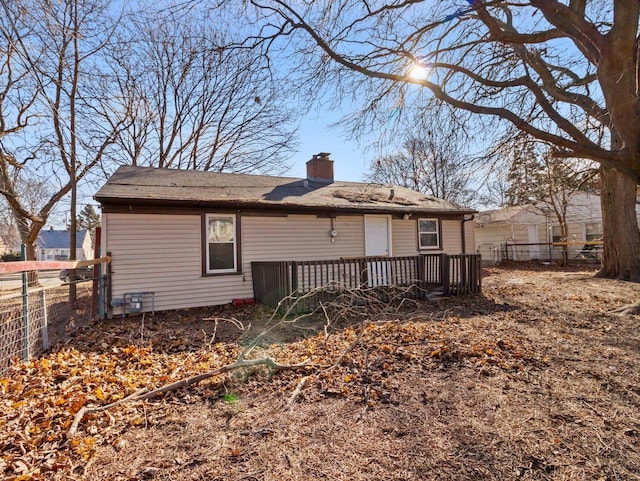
[503,137,598,265]
[236,0,640,280]
[0,0,127,276]
[0,3,46,263]
[503,141,545,207]
[77,204,101,248]
[367,106,476,206]
[0,0,298,295]
[109,7,296,173]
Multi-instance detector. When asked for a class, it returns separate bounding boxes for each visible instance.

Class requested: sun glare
[408,62,430,81]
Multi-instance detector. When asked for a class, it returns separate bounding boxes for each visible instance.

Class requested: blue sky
[289,114,373,183]
[50,108,374,230]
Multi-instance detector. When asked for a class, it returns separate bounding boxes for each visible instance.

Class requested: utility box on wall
[121,292,155,317]
[128,294,144,313]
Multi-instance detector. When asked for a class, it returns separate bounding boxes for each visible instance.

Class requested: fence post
[417,255,426,299]
[98,265,105,321]
[359,258,368,286]
[440,253,450,296]
[461,255,468,294]
[106,251,112,319]
[290,261,298,297]
[91,226,101,321]
[41,290,49,351]
[20,244,30,362]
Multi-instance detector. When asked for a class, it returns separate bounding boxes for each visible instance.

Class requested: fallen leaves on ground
[1,264,640,480]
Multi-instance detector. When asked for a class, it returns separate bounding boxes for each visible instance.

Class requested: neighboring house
[0,234,8,255]
[36,229,94,261]
[474,191,631,263]
[95,153,477,315]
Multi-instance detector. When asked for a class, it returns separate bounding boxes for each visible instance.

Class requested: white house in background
[36,229,94,261]
[474,192,630,263]
[0,234,8,255]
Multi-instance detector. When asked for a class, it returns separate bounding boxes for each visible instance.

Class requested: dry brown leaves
[0,341,240,480]
[1,264,640,480]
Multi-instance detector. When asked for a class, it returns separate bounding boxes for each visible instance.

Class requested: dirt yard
[1,264,639,480]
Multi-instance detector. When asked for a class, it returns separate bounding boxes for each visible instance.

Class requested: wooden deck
[251,253,481,309]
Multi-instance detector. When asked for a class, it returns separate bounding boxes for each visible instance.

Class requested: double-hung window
[585,223,603,242]
[551,225,563,243]
[205,214,237,273]
[418,218,440,250]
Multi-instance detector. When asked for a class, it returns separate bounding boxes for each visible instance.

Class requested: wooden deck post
[359,258,368,287]
[417,255,426,299]
[461,255,468,294]
[441,253,450,296]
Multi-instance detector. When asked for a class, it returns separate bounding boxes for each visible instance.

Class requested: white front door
[365,216,391,287]
[528,225,540,259]
[365,216,391,256]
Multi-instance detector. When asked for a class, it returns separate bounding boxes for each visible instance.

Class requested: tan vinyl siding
[241,215,364,263]
[104,213,365,313]
[241,216,363,306]
[104,213,251,313]
[104,211,469,314]
[391,219,418,256]
[441,220,463,254]
[464,221,475,254]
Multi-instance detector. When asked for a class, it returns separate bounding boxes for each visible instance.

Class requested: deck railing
[251,253,481,308]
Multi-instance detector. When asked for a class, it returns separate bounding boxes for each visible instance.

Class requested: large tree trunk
[597,166,640,281]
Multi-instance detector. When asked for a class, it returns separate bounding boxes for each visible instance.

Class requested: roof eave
[95,195,476,216]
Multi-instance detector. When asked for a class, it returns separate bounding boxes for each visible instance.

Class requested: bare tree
[109,8,297,173]
[0,0,129,299]
[367,106,476,206]
[232,0,640,280]
[504,137,598,265]
[0,2,53,263]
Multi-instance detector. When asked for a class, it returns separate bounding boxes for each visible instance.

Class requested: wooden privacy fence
[251,253,481,309]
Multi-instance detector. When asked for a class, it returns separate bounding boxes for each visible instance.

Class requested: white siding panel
[474,224,515,246]
[105,213,252,313]
[391,219,418,256]
[441,220,463,254]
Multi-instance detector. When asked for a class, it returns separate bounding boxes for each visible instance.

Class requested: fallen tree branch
[611,300,640,316]
[69,387,148,436]
[325,321,368,371]
[287,375,311,409]
[137,357,309,401]
[68,357,310,436]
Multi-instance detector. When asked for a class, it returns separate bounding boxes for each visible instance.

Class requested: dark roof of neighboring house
[95,166,476,215]
[37,230,88,249]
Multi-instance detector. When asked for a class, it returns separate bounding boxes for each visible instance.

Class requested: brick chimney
[306,152,334,184]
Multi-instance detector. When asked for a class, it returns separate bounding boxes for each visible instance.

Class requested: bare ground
[2,264,640,480]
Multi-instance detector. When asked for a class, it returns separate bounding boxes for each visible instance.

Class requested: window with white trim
[418,218,440,249]
[585,223,603,242]
[205,214,237,273]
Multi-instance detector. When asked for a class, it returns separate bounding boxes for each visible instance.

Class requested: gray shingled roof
[95,166,475,215]
[37,229,88,249]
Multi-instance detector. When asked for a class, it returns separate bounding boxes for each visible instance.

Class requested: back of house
[95,154,477,316]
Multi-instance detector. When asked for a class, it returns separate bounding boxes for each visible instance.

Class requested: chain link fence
[477,242,603,265]
[0,274,94,376]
